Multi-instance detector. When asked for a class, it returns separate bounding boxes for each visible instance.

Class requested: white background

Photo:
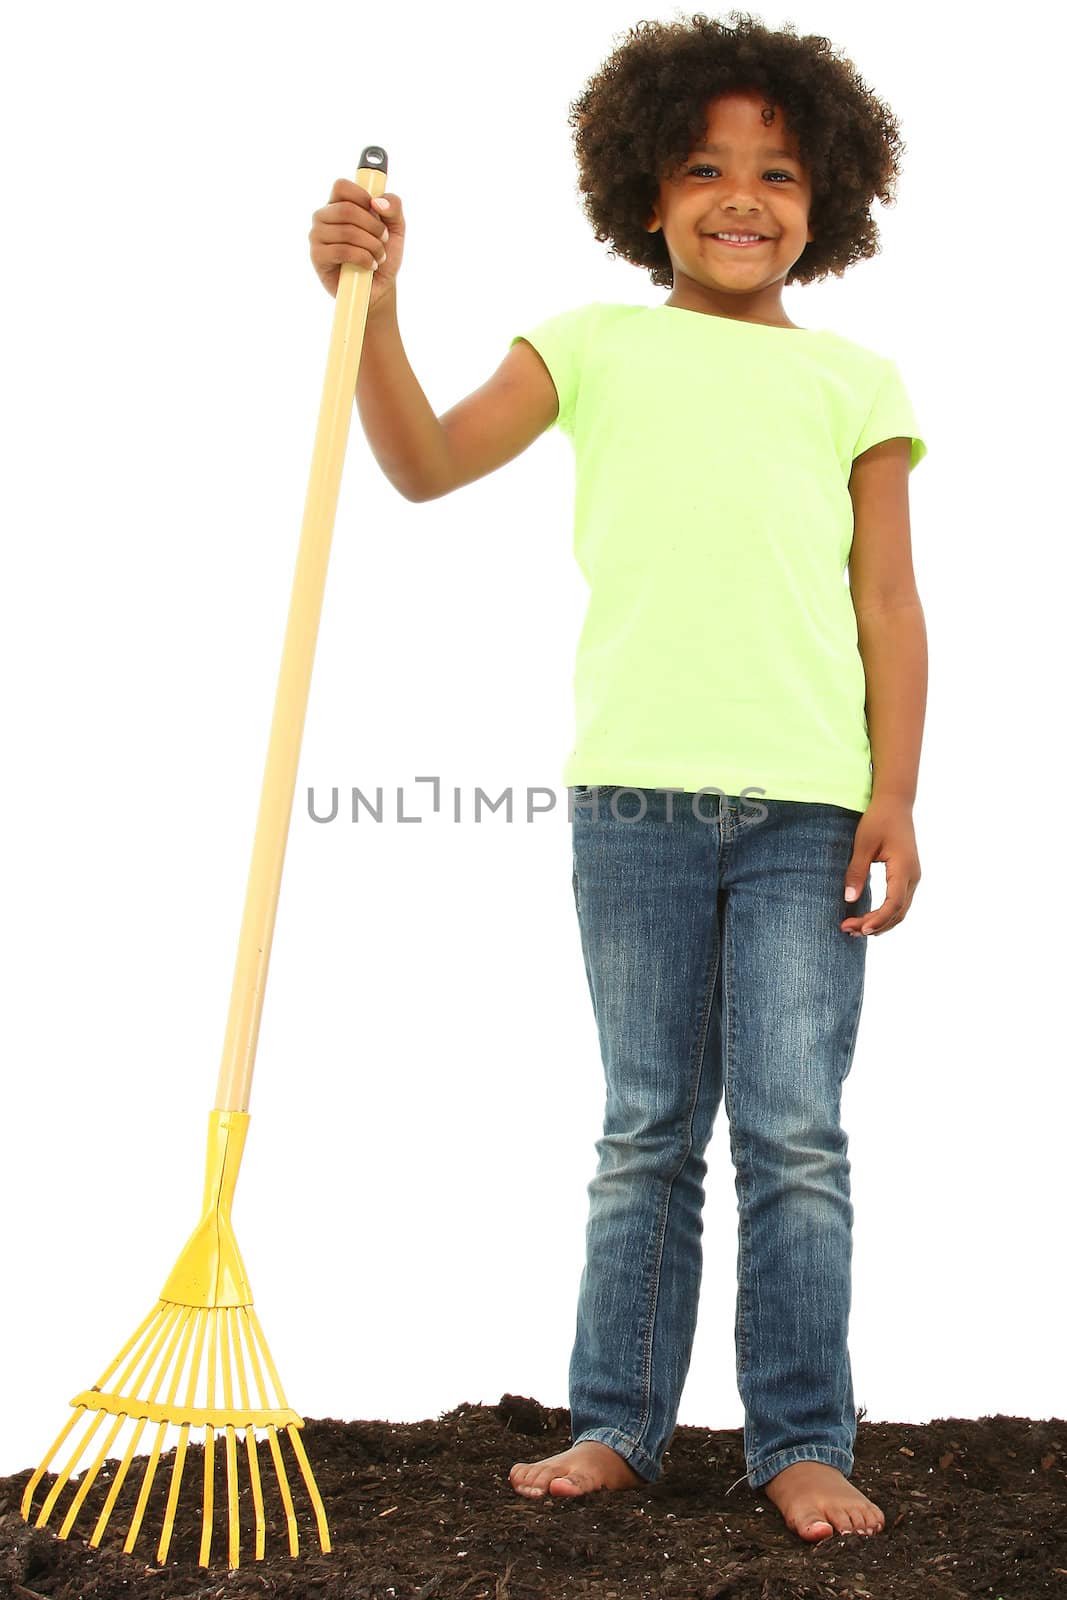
[2,1,1063,1479]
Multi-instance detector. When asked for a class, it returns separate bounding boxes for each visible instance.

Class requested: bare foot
[509,1440,644,1500]
[762,1461,886,1542]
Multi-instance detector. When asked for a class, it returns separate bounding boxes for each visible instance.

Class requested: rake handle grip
[213,144,389,1113]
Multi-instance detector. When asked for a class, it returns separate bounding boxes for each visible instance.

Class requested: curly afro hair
[568,10,907,288]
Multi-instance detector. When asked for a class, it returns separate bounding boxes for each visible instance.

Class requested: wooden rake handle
[213,144,389,1113]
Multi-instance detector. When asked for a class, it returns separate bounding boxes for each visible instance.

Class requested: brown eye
[687,165,793,182]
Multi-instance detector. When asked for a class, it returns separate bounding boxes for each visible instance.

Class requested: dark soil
[1,1396,1064,1599]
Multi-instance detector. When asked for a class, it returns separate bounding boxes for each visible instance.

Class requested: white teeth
[713,233,764,242]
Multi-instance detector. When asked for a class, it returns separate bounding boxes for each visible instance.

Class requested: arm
[354,298,455,501]
[847,437,929,806]
[356,301,559,502]
[841,435,927,937]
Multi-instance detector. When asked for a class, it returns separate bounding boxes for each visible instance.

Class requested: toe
[509,1464,546,1498]
[550,1471,591,1496]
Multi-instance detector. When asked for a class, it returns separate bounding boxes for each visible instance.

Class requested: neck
[663,282,797,328]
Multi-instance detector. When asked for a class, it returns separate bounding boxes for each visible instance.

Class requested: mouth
[703,234,773,249]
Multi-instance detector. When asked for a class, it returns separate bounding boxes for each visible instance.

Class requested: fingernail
[844,886,858,901]
[373,196,391,209]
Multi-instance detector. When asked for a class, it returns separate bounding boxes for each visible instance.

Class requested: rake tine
[219,1309,241,1570]
[106,1300,180,1408]
[34,1407,109,1528]
[94,1301,167,1390]
[244,1424,266,1561]
[125,1303,183,1402]
[225,1427,240,1569]
[199,1309,220,1569]
[56,1411,126,1539]
[122,1421,168,1556]
[157,1298,209,1565]
[88,1415,149,1549]
[230,1308,266,1560]
[201,1424,216,1567]
[87,1302,189,1552]
[288,1424,332,1554]
[124,1307,196,1556]
[249,1307,312,1555]
[157,1423,190,1567]
[20,1409,81,1522]
[242,1308,298,1556]
[266,1426,299,1558]
[30,1300,173,1529]
[247,1305,288,1406]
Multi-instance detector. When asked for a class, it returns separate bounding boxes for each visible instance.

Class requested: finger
[865,905,907,936]
[859,903,901,935]
[859,856,916,934]
[842,851,873,906]
[841,890,894,934]
[319,199,386,232]
[330,177,374,202]
[313,221,387,249]
[311,226,389,272]
[841,894,880,934]
[848,880,913,936]
[840,867,871,929]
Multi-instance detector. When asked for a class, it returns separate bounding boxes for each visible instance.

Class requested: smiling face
[647,90,815,326]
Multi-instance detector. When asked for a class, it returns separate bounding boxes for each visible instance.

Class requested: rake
[20,142,391,1570]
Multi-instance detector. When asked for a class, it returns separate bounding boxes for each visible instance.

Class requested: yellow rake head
[20,1113,331,1569]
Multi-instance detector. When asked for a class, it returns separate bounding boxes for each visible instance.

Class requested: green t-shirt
[510,301,927,813]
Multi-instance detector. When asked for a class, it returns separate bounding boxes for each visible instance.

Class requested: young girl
[310,10,927,1549]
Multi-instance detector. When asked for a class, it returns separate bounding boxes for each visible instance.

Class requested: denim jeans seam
[633,1190,669,1446]
[747,1442,855,1489]
[720,875,760,1461]
[646,916,723,1452]
[619,853,725,1466]
[839,938,867,1086]
[570,1425,662,1483]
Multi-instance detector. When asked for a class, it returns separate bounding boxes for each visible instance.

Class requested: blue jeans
[566,785,873,1490]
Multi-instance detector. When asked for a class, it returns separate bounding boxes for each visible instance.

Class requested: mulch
[2,1396,1064,1598]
